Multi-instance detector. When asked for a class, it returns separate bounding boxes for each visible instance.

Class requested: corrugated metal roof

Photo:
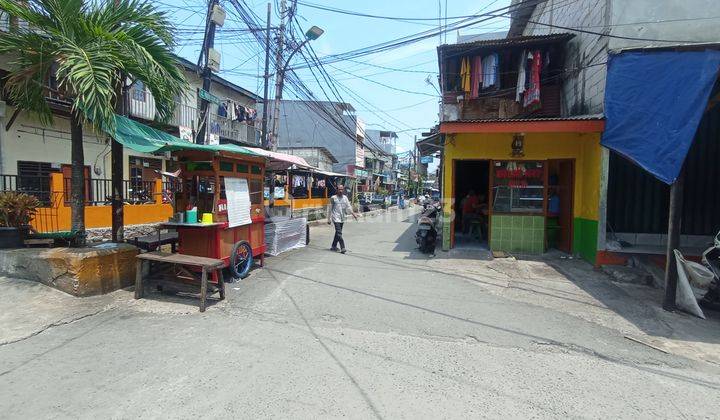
[451,114,604,123]
[439,33,574,53]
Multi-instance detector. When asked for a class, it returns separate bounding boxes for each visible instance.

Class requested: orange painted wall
[31,173,173,233]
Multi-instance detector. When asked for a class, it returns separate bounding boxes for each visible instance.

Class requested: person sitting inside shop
[476,193,489,238]
[461,190,479,235]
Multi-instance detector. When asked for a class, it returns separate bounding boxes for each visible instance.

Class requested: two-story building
[512,0,720,266]
[437,0,720,267]
[0,37,260,235]
[437,32,605,258]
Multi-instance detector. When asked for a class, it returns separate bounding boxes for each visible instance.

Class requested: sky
[157,0,512,157]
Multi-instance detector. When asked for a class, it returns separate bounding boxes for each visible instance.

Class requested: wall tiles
[491,215,545,254]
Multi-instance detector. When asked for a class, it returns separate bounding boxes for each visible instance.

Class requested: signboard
[224,177,252,228]
[420,156,433,164]
[355,143,365,168]
[179,126,193,142]
[207,133,220,145]
[199,88,221,105]
[354,168,369,178]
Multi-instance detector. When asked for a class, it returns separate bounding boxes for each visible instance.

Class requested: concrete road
[1,208,719,419]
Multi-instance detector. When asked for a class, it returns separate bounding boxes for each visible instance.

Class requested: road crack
[0,307,111,347]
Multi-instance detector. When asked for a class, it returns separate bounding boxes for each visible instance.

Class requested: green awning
[107,115,261,157]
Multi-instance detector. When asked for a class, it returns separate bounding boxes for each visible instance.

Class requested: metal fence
[62,178,159,205]
[0,174,52,205]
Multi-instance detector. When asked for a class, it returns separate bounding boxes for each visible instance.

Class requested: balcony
[438,33,574,122]
[209,113,259,146]
[126,87,260,146]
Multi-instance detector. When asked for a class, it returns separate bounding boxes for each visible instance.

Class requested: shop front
[440,118,605,263]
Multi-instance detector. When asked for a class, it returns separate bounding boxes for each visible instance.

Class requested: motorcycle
[700,231,720,310]
[416,202,439,254]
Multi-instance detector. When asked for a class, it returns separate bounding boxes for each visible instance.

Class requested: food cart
[166,148,267,279]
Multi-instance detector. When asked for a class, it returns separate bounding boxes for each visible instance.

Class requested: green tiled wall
[490,215,545,254]
[573,217,598,265]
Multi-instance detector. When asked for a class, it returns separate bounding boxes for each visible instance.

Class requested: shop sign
[179,126,193,142]
[199,88,221,105]
[420,156,433,164]
[354,168,369,178]
[355,143,365,167]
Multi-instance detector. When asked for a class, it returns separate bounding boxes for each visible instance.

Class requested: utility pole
[196,0,221,144]
[269,0,288,151]
[260,3,272,149]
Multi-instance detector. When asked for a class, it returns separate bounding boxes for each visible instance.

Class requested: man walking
[327,184,358,254]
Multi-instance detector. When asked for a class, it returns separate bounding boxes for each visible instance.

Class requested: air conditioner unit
[208,48,221,73]
[210,4,226,27]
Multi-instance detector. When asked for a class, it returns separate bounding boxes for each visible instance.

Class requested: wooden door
[61,164,91,203]
[547,159,574,253]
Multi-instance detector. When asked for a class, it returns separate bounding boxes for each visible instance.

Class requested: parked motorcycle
[700,232,720,310]
[416,203,439,254]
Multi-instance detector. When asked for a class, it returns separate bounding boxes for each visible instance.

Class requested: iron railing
[0,174,52,205]
[62,178,161,205]
[126,88,261,145]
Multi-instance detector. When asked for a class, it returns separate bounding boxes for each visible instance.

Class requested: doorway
[453,160,490,249]
[546,159,574,253]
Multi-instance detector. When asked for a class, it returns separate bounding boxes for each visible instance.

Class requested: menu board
[492,161,544,213]
[224,177,252,228]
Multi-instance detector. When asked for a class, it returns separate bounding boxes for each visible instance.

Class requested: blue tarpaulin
[601,50,720,184]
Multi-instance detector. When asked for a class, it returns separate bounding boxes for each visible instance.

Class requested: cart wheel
[230,240,253,279]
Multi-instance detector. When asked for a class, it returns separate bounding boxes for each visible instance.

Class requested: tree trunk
[112,79,126,243]
[70,112,86,246]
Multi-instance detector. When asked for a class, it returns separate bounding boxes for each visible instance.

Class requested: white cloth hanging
[516,50,527,102]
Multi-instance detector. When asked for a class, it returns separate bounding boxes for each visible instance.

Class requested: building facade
[435,0,720,264]
[0,33,260,234]
[262,100,365,174]
[514,0,720,264]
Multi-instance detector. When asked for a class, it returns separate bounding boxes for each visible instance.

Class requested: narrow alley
[2,208,719,418]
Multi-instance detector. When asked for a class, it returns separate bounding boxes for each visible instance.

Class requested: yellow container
[201,213,214,224]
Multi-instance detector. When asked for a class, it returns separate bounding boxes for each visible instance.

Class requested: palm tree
[0,0,186,245]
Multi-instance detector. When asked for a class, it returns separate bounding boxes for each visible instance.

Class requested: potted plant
[0,192,40,248]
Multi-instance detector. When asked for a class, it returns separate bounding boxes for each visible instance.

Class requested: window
[0,12,9,32]
[219,161,234,172]
[492,161,544,214]
[132,80,146,102]
[249,180,263,204]
[17,161,55,204]
[251,165,262,175]
[236,163,248,173]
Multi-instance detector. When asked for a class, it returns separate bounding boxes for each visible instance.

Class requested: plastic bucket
[185,209,198,224]
[201,213,213,224]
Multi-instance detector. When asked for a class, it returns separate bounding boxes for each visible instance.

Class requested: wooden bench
[135,252,226,312]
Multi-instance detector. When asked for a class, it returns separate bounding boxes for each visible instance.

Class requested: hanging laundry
[523,50,542,109]
[482,53,500,88]
[460,57,472,95]
[246,108,257,121]
[292,176,306,188]
[227,101,236,121]
[470,56,482,98]
[233,103,244,122]
[218,102,228,118]
[525,51,532,91]
[516,50,527,102]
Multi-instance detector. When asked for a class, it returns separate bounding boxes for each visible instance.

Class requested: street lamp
[268,25,324,151]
